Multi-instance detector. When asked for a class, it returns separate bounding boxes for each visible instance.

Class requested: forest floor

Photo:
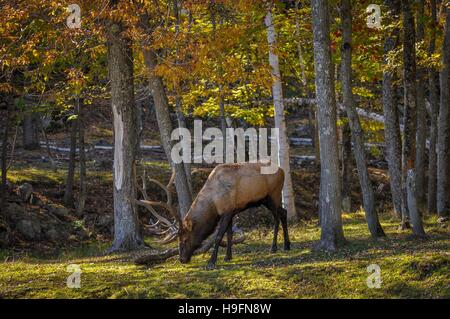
[0,212,449,299]
[1,106,448,298]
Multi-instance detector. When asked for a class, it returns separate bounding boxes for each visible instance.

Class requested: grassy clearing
[0,213,448,299]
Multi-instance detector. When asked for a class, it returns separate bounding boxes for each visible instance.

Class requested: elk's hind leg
[279,207,291,250]
[266,198,280,253]
[224,222,233,262]
[207,214,232,270]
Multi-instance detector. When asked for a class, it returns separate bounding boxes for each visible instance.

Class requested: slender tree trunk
[175,97,192,197]
[311,0,345,250]
[76,99,86,217]
[64,116,77,206]
[340,119,352,213]
[22,112,40,150]
[340,0,385,238]
[219,92,227,162]
[314,109,320,168]
[401,0,425,235]
[135,100,143,160]
[415,0,427,210]
[107,13,143,251]
[407,170,426,236]
[173,0,192,197]
[427,0,439,214]
[142,43,192,218]
[0,98,11,216]
[295,0,307,88]
[437,7,450,218]
[383,0,403,219]
[265,7,297,220]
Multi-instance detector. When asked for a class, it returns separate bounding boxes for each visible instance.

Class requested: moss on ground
[0,213,448,299]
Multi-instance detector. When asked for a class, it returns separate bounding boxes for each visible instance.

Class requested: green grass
[0,213,448,299]
[8,163,113,187]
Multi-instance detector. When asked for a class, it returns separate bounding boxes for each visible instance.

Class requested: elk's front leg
[224,223,233,262]
[267,198,280,253]
[207,214,232,270]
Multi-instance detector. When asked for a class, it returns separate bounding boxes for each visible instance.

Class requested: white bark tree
[265,7,297,220]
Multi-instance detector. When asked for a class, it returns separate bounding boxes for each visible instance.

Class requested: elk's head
[179,217,202,263]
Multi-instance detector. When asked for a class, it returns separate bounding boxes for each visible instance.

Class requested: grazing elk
[136,162,291,269]
[179,162,290,269]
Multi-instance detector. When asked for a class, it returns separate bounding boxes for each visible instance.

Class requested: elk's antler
[136,168,179,244]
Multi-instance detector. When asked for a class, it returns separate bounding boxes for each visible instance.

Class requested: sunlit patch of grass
[139,161,172,171]
[0,214,448,299]
[7,162,113,188]
[8,165,66,186]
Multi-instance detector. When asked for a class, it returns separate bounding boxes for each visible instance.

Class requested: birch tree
[311,0,345,250]
[265,6,297,220]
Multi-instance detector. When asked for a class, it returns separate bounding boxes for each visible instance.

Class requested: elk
[136,162,291,269]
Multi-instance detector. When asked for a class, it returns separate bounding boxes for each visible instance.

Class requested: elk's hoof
[206,262,216,270]
[284,242,291,251]
[270,246,278,253]
[224,255,232,262]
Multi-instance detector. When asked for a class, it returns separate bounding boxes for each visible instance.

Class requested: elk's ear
[183,218,193,232]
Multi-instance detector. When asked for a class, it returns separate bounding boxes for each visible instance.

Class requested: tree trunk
[63,117,77,206]
[219,92,227,162]
[311,0,345,250]
[265,7,297,220]
[340,0,385,238]
[173,0,193,198]
[76,99,86,217]
[22,112,40,150]
[437,7,450,218]
[415,0,427,210]
[427,0,439,214]
[0,98,11,216]
[407,170,426,236]
[382,0,403,219]
[107,15,143,251]
[175,96,192,197]
[142,44,192,218]
[401,0,420,232]
[314,109,320,169]
[340,120,352,213]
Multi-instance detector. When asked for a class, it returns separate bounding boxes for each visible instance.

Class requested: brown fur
[179,162,290,266]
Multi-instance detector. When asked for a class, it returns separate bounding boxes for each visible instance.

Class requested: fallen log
[135,248,179,265]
